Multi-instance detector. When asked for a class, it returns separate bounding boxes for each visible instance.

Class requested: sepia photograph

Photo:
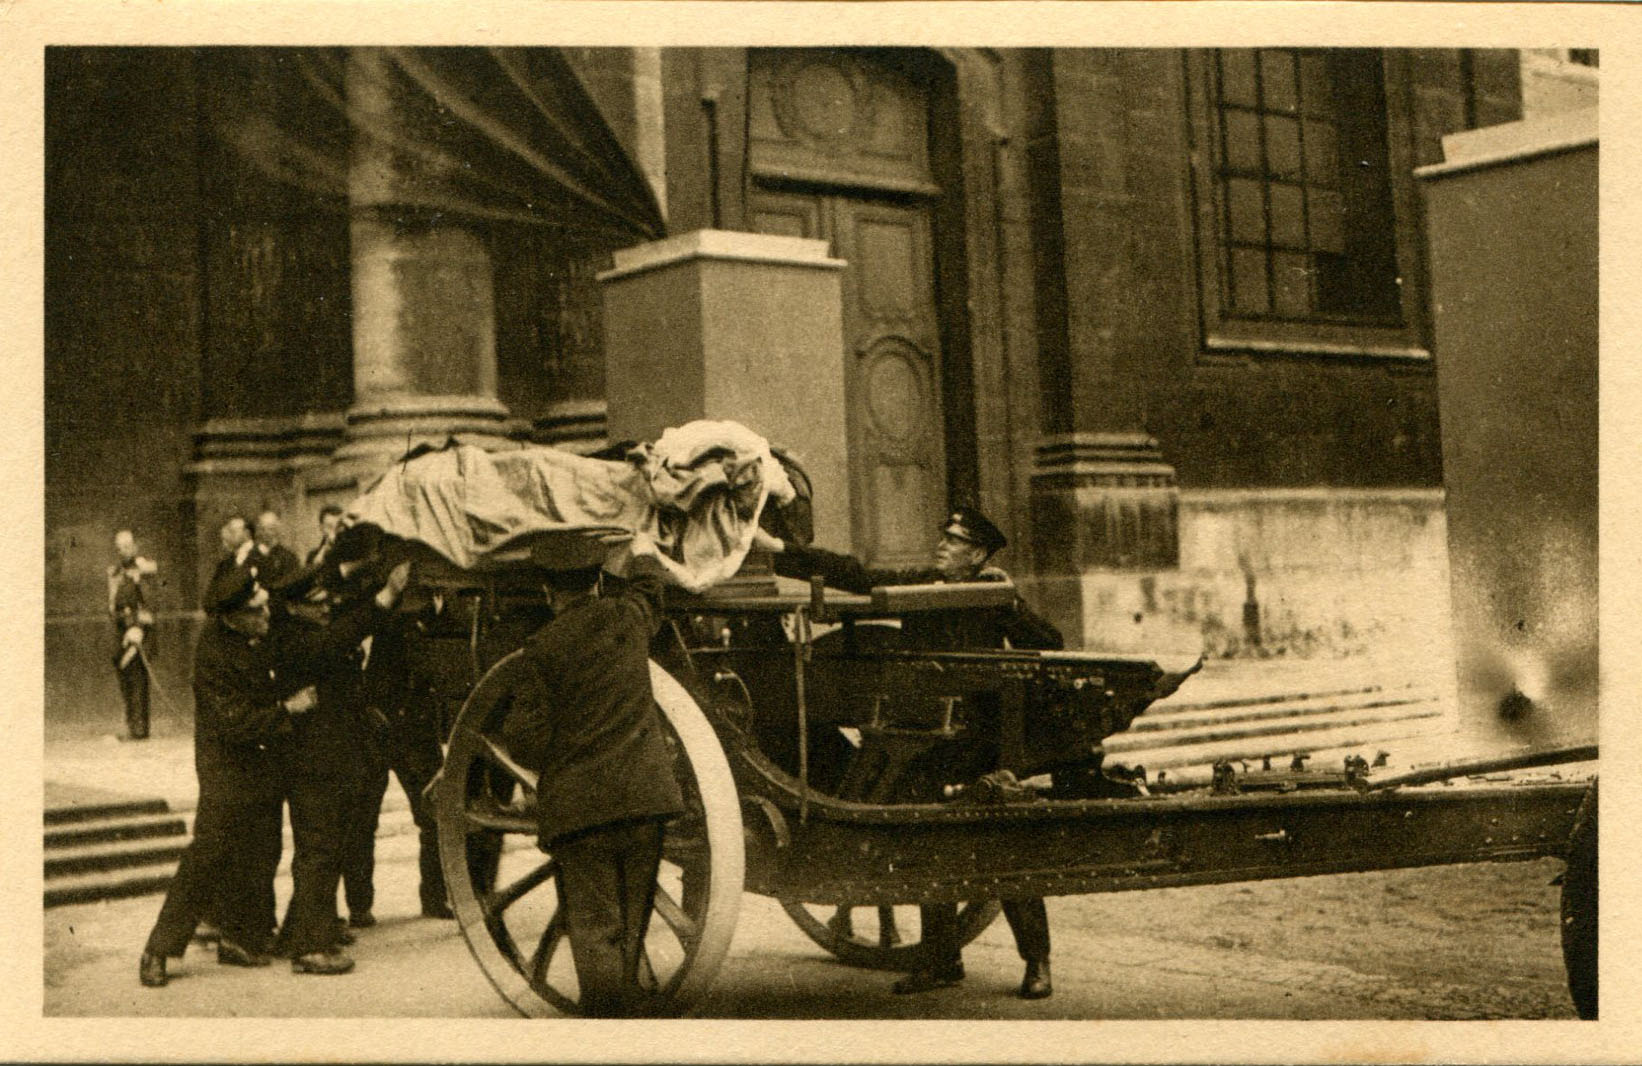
[5,1,1631,1062]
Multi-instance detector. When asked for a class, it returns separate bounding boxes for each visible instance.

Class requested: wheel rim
[780,899,1002,972]
[435,652,744,1017]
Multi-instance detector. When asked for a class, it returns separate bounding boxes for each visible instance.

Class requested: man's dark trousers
[144,794,283,956]
[920,898,1049,968]
[277,774,350,956]
[116,655,151,739]
[339,728,446,918]
[551,816,667,1018]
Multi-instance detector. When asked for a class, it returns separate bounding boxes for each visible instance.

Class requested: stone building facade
[45,46,1544,721]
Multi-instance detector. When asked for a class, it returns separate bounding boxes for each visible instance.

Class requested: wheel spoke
[483,858,558,919]
[527,910,568,991]
[462,803,536,834]
[473,732,541,791]
[651,882,699,945]
[878,905,903,949]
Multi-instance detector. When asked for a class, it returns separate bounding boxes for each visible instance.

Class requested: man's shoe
[217,938,272,968]
[138,952,168,988]
[1018,958,1052,1000]
[333,919,357,946]
[421,900,456,920]
[348,911,376,929]
[892,962,964,994]
[291,949,355,975]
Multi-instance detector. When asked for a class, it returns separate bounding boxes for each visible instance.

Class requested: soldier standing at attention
[500,565,686,1017]
[107,529,158,741]
[753,506,1061,1000]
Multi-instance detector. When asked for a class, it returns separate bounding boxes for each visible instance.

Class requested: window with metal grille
[1209,48,1402,327]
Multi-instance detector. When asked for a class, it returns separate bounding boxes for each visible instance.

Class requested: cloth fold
[345,420,794,593]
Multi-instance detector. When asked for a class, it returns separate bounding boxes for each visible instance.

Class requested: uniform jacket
[191,598,388,803]
[773,544,1063,652]
[502,577,687,844]
[250,543,301,589]
[108,562,154,662]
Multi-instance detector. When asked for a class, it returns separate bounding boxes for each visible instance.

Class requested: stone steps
[44,798,422,909]
[1106,679,1452,787]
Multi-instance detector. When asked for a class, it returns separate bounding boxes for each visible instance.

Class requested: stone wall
[1027,489,1451,665]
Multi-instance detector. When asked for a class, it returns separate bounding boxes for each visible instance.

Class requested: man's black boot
[217,937,272,968]
[892,960,964,994]
[1018,957,1052,999]
[138,952,168,988]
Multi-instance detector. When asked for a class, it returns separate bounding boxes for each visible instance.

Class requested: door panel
[833,200,944,568]
[747,49,949,567]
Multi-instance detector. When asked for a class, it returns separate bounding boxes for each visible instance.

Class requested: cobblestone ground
[45,850,1573,1021]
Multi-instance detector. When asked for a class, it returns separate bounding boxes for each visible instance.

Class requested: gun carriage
[401,548,1595,1019]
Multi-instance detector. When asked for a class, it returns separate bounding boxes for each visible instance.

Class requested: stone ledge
[598,229,844,282]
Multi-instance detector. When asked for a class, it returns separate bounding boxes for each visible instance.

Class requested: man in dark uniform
[500,565,686,1018]
[138,562,404,987]
[107,529,157,740]
[753,506,1061,1000]
[337,602,454,926]
[269,547,412,974]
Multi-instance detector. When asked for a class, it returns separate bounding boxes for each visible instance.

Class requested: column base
[1028,431,1180,650]
[327,394,529,468]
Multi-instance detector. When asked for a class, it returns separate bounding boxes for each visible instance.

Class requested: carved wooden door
[746,49,948,568]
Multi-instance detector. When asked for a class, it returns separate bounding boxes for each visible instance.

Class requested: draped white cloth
[346,421,794,593]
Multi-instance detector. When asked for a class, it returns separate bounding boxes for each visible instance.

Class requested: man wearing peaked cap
[138,548,413,988]
[942,506,1008,558]
[752,504,1061,1001]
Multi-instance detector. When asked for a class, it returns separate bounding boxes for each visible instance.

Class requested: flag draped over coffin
[345,421,795,593]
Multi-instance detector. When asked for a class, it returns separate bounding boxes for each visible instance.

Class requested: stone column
[328,49,520,478]
[598,230,852,551]
[1024,51,1182,650]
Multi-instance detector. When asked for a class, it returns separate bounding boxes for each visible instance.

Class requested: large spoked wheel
[1561,781,1597,1020]
[434,652,744,1017]
[780,899,1002,972]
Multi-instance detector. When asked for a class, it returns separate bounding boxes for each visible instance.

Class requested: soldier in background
[107,529,157,741]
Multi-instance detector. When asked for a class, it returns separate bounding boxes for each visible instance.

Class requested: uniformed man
[138,561,406,987]
[753,506,1060,1000]
[337,603,454,925]
[268,546,413,974]
[107,529,158,740]
[499,565,687,1017]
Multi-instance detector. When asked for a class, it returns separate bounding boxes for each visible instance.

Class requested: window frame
[1185,48,1431,362]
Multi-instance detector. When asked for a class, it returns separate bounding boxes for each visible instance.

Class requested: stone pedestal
[1027,431,1180,650]
[598,230,852,551]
